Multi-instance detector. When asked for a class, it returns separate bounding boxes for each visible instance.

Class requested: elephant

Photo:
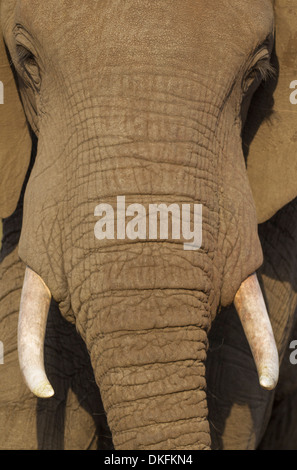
[0,0,297,450]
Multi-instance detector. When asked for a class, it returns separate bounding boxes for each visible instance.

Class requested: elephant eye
[16,44,41,92]
[242,50,275,94]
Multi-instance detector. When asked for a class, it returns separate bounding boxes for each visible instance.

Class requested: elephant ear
[0,16,32,218]
[244,0,297,224]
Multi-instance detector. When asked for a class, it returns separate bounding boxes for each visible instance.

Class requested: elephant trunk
[86,291,211,450]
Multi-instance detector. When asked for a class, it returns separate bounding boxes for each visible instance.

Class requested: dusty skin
[0,0,297,450]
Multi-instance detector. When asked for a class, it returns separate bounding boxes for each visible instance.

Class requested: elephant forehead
[17,0,274,71]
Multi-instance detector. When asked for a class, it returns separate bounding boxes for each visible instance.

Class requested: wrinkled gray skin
[1,165,297,450]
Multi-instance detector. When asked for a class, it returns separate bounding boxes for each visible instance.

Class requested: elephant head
[0,0,296,449]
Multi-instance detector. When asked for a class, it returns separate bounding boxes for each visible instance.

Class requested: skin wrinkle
[84,294,210,337]
[111,414,209,436]
[108,380,207,405]
[64,87,222,124]
[118,425,210,450]
[108,395,209,425]
[104,361,206,387]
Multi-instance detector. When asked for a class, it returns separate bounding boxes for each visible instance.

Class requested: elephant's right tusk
[18,267,55,398]
[234,273,279,391]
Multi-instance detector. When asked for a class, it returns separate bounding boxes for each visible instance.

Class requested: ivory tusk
[234,273,279,391]
[18,267,54,398]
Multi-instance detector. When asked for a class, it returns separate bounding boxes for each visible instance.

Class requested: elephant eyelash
[242,56,275,94]
[16,45,36,66]
[254,59,276,82]
[14,44,41,91]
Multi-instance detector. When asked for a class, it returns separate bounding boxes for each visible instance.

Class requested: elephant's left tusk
[18,267,55,398]
[234,273,279,391]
